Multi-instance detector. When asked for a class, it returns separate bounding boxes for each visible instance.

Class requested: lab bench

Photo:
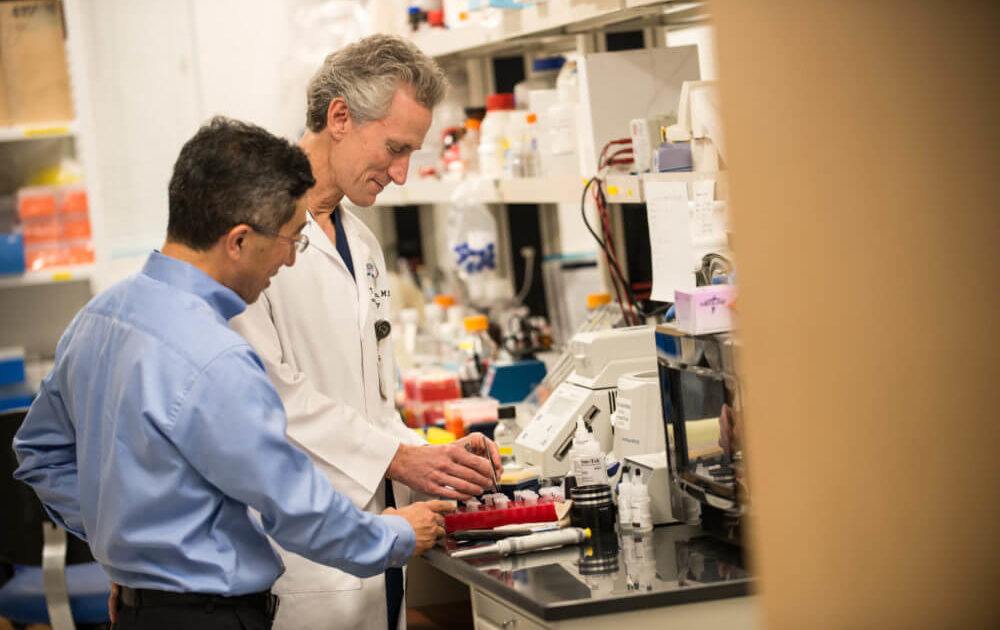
[421,523,756,629]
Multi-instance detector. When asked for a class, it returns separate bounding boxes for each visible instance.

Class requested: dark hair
[167,117,315,250]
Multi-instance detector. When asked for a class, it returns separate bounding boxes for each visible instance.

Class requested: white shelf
[373,176,585,206]
[410,0,686,58]
[0,121,77,143]
[603,171,724,203]
[0,265,93,289]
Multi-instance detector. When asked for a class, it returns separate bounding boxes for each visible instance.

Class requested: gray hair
[306,34,448,131]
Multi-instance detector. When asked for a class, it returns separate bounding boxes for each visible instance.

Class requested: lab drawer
[472,588,547,630]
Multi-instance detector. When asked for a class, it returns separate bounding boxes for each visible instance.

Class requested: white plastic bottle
[545,57,581,175]
[570,417,609,487]
[493,405,518,463]
[478,93,514,178]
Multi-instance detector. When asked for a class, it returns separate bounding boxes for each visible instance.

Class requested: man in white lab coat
[231,35,502,630]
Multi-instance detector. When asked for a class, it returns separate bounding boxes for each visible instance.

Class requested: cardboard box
[0,0,74,124]
[674,284,735,335]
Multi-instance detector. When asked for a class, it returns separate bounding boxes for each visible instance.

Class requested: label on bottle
[575,454,609,486]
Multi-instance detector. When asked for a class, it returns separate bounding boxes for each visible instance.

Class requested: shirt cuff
[381,514,416,568]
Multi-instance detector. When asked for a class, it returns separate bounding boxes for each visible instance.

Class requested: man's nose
[388,155,409,185]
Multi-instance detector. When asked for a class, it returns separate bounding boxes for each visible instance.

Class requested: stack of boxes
[0,0,75,126]
[17,186,93,271]
[0,1,92,275]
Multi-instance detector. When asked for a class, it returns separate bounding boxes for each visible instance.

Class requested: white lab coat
[231,209,425,630]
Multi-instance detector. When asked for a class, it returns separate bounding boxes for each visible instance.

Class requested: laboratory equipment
[450,527,591,559]
[492,405,518,460]
[630,115,674,173]
[657,325,746,542]
[612,370,667,461]
[443,397,498,438]
[623,452,676,527]
[514,326,657,477]
[665,80,725,171]
[481,359,547,404]
[458,314,497,393]
[567,415,609,487]
[569,484,616,536]
[497,466,541,499]
[444,499,565,533]
[577,46,700,175]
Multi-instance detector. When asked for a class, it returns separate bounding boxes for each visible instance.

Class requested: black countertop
[424,523,753,622]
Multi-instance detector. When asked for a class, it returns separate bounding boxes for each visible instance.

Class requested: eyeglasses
[248,224,310,253]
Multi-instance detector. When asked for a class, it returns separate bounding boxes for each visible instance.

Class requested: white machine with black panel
[513,326,657,477]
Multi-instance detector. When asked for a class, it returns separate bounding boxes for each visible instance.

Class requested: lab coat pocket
[272,548,363,593]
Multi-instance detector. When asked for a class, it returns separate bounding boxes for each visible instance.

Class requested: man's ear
[326,97,351,140]
[223,224,253,260]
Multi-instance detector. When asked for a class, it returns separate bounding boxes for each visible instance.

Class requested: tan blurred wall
[711,1,999,628]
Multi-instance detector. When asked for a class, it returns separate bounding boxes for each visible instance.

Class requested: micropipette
[450,527,591,559]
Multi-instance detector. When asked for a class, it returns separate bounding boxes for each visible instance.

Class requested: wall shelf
[0,265,93,289]
[372,176,585,206]
[602,171,724,203]
[0,121,77,143]
[409,0,705,59]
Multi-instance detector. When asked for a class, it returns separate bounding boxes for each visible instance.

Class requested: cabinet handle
[502,620,518,629]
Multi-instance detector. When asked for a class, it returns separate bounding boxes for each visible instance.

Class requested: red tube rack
[444,501,558,533]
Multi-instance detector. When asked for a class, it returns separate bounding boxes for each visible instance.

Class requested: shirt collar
[141,250,247,321]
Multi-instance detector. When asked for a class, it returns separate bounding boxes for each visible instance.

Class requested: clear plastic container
[504,112,540,178]
[493,404,518,462]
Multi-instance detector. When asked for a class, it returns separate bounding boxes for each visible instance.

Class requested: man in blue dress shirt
[12,117,451,630]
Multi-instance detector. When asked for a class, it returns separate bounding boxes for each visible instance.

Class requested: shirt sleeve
[231,295,406,502]
[13,371,87,540]
[163,346,415,578]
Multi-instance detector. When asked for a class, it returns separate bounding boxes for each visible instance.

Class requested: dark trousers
[115,604,271,630]
[114,589,276,630]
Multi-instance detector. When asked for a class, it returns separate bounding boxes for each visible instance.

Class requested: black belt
[119,586,279,618]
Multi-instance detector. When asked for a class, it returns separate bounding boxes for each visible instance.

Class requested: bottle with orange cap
[586,292,612,311]
[426,294,461,365]
[457,313,497,393]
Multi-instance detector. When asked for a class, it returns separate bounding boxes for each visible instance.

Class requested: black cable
[580,177,630,322]
[580,177,642,325]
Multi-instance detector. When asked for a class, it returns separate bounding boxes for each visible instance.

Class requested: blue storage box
[0,232,26,275]
[0,348,26,386]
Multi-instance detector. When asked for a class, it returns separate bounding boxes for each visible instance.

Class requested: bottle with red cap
[478,93,515,178]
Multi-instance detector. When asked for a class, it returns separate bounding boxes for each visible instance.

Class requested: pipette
[450,527,591,559]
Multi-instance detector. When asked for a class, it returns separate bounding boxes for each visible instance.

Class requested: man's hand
[108,582,120,623]
[387,433,504,500]
[383,500,454,556]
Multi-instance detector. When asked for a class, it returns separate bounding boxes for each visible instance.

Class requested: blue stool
[1,408,111,629]
[0,562,110,627]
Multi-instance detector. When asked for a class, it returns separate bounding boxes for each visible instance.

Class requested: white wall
[66,0,372,289]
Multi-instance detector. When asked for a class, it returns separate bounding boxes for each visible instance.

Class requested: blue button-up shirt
[13,251,414,595]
